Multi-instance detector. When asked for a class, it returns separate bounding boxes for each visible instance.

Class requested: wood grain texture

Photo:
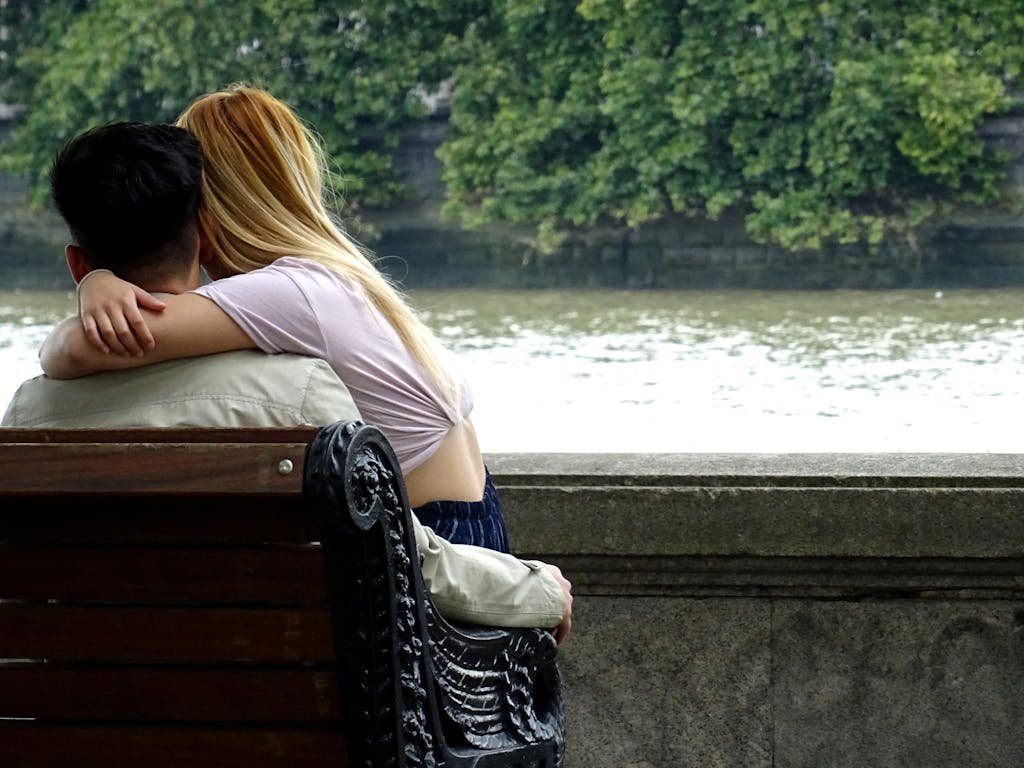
[0,428,318,444]
[0,443,308,495]
[0,498,319,543]
[0,546,328,603]
[0,667,340,722]
[0,605,333,662]
[0,724,347,768]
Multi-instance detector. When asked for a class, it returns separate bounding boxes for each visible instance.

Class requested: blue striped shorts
[411,467,511,553]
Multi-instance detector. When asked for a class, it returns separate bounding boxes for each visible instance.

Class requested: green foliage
[437,1,607,237]
[441,0,1024,252]
[3,0,1023,253]
[0,0,478,207]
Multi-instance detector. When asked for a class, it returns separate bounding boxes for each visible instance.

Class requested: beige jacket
[2,351,564,627]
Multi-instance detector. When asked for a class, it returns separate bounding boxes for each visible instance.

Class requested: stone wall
[486,452,1024,768]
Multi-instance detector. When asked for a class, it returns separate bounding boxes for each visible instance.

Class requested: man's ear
[65,244,91,284]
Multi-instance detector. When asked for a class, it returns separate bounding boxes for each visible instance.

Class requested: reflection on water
[2,287,1023,453]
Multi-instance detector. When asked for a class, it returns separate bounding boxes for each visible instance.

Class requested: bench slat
[0,427,318,444]
[0,499,319,544]
[0,443,307,495]
[0,547,328,603]
[0,724,347,768]
[0,606,332,663]
[0,667,340,722]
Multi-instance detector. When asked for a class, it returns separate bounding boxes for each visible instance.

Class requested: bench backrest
[0,421,564,768]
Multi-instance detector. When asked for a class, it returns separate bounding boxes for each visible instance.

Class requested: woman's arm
[40,293,256,379]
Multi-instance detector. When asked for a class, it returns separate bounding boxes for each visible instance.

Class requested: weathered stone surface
[486,452,1024,486]
[772,601,1024,768]
[488,453,1024,767]
[559,597,772,768]
[502,485,1024,558]
[558,598,1024,768]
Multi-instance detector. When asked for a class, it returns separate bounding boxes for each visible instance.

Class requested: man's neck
[131,262,203,295]
[140,279,190,296]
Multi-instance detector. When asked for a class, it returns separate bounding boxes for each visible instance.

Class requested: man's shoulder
[2,351,359,429]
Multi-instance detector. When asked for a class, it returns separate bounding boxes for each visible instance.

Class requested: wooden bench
[0,420,564,768]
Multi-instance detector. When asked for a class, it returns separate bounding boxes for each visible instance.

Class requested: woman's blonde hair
[176,84,457,413]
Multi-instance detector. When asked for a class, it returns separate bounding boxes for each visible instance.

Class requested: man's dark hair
[49,121,203,277]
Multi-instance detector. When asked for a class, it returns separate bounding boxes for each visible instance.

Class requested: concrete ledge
[489,452,1024,561]
[486,453,1024,768]
[489,451,1024,487]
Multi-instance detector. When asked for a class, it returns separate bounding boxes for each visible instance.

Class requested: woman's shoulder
[264,255,335,278]
[266,256,359,290]
[269,255,322,271]
[208,256,357,297]
[198,256,359,312]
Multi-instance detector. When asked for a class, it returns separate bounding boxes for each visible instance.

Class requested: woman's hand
[77,269,166,356]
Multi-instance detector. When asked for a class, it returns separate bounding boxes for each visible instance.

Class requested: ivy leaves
[3,0,1022,253]
[1,0,467,208]
[442,0,1023,253]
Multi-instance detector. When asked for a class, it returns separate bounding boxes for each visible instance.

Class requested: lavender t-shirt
[193,257,472,472]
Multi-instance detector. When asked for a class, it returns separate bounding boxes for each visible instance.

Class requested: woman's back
[193,257,472,480]
[178,84,511,551]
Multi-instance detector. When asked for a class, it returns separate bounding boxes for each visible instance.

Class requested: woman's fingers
[124,305,156,351]
[81,314,111,355]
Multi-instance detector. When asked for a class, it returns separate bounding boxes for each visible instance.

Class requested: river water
[1,287,1022,453]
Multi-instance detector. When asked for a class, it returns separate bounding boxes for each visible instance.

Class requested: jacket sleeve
[412,516,565,628]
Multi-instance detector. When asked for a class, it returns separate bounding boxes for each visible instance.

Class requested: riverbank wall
[487,452,1024,768]
[362,111,1024,290]
[2,112,1023,290]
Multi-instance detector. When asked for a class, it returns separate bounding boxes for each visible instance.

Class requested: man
[2,121,571,641]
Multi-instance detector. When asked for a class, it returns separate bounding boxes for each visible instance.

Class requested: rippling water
[2,287,1023,453]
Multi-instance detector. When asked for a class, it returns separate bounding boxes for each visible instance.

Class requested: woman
[43,84,510,553]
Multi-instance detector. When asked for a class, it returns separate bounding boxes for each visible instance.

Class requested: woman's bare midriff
[403,418,487,509]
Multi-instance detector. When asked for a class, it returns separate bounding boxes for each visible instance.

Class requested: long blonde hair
[176,84,457,413]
